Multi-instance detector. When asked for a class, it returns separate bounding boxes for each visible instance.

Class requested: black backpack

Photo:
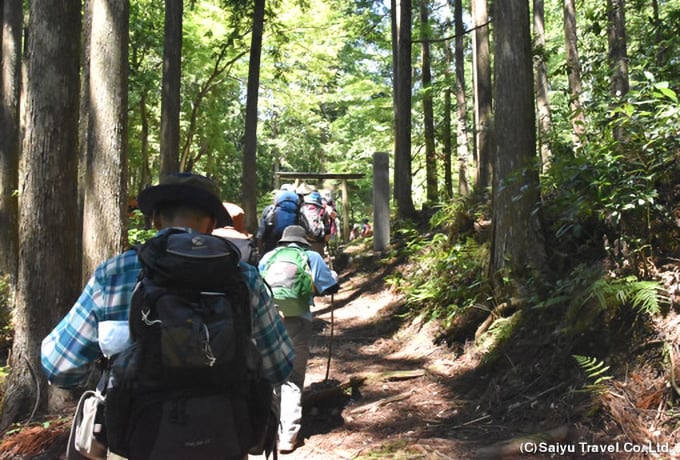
[103,229,277,459]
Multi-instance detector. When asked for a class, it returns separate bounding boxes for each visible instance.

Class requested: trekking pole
[324,293,334,382]
[324,240,335,382]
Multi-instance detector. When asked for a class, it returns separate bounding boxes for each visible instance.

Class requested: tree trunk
[140,91,152,194]
[491,0,547,296]
[651,0,665,67]
[394,0,417,219]
[454,0,469,197]
[0,0,22,283]
[243,0,266,234]
[533,0,553,172]
[607,0,629,142]
[443,39,453,199]
[82,0,129,279]
[78,0,93,277]
[471,0,492,196]
[563,0,585,147]
[607,0,629,99]
[391,0,402,208]
[420,0,437,204]
[159,0,182,177]
[0,0,81,429]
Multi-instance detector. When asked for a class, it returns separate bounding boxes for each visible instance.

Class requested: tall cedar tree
[0,0,81,428]
[160,0,182,177]
[0,0,22,282]
[534,0,553,171]
[243,0,266,233]
[394,0,417,219]
[491,0,547,295]
[563,0,586,146]
[608,0,629,142]
[82,0,129,279]
[442,38,453,198]
[420,0,437,204]
[471,0,492,195]
[454,0,469,196]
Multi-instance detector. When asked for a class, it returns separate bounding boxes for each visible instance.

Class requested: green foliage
[0,274,11,387]
[542,263,667,336]
[542,70,680,275]
[387,202,490,329]
[573,355,613,394]
[0,274,11,349]
[127,210,156,246]
[0,365,7,386]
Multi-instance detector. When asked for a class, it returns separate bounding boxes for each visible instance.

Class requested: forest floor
[2,239,680,459]
[249,241,680,460]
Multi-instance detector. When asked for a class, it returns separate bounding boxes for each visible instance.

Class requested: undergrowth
[386,199,491,330]
[390,194,669,353]
[391,78,677,349]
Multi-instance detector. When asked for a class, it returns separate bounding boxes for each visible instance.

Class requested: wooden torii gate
[275,171,365,241]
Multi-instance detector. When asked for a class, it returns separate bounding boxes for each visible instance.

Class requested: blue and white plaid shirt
[41,234,294,388]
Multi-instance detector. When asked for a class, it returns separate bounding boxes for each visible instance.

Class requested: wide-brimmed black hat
[137,173,232,227]
[279,225,311,247]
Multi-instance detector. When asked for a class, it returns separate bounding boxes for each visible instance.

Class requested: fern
[573,354,613,394]
[551,265,667,334]
[586,276,665,315]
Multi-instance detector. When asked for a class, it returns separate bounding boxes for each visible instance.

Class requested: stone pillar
[373,152,390,251]
[340,179,349,242]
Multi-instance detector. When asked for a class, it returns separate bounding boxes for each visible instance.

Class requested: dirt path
[260,249,680,460]
[250,252,480,459]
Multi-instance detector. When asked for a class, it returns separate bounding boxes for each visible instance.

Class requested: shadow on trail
[298,250,435,449]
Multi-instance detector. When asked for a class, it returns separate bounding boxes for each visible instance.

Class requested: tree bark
[471,0,492,196]
[533,0,553,172]
[651,0,665,67]
[159,0,182,177]
[394,0,417,219]
[442,39,453,199]
[491,0,547,296]
[563,0,585,147]
[0,0,22,283]
[243,0,266,234]
[607,0,629,142]
[454,0,469,197]
[607,0,629,99]
[78,0,93,277]
[420,0,437,204]
[0,0,81,429]
[82,0,129,279]
[139,92,152,195]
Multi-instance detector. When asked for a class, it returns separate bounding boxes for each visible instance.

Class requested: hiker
[41,172,294,460]
[213,201,259,265]
[361,218,373,237]
[300,191,328,257]
[255,187,310,255]
[258,225,339,454]
[322,196,339,243]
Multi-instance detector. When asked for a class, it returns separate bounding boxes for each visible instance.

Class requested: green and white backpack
[261,246,314,317]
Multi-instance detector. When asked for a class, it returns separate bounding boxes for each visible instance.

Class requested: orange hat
[222,202,246,233]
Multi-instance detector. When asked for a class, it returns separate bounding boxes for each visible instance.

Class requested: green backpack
[261,246,314,317]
